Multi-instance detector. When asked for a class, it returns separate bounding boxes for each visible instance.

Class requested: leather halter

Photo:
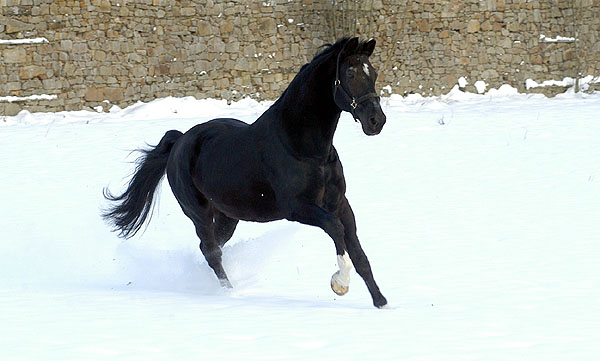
[333,45,380,122]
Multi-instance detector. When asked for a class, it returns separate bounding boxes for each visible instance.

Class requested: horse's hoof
[374,295,388,309]
[330,272,349,296]
[220,278,233,289]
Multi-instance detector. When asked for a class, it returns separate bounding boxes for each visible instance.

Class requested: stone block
[220,20,234,34]
[94,50,106,62]
[104,87,124,102]
[4,18,35,33]
[467,19,480,33]
[450,20,465,30]
[19,65,46,80]
[23,79,43,90]
[43,78,61,90]
[259,18,277,35]
[498,37,512,48]
[233,57,249,71]
[507,22,519,32]
[170,62,184,74]
[60,40,73,51]
[181,7,196,16]
[480,20,492,31]
[213,39,226,53]
[131,66,148,77]
[99,66,112,76]
[243,43,257,57]
[530,54,543,64]
[501,53,513,62]
[226,41,240,53]
[3,48,27,63]
[127,53,143,63]
[99,0,111,12]
[2,103,22,116]
[5,82,21,92]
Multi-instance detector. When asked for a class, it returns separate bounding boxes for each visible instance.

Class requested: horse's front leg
[287,204,349,292]
[336,197,388,308]
[287,201,387,308]
[288,203,347,256]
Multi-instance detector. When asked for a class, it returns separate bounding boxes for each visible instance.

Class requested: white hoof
[331,271,349,296]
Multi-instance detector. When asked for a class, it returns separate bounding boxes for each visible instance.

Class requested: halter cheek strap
[333,46,380,122]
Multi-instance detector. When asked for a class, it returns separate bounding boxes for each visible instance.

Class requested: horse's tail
[102,129,183,239]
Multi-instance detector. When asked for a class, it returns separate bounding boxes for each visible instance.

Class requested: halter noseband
[333,45,380,122]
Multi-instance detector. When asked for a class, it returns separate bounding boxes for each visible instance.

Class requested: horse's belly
[212,191,282,222]
[202,175,282,222]
[218,202,282,223]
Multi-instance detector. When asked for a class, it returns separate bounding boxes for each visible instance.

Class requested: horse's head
[333,37,386,136]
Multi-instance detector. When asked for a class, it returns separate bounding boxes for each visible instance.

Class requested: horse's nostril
[369,117,377,126]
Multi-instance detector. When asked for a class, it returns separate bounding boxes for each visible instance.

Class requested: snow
[526,77,576,89]
[527,76,600,91]
[0,37,49,44]
[381,85,393,95]
[539,34,576,43]
[474,80,487,94]
[2,89,600,360]
[0,94,58,102]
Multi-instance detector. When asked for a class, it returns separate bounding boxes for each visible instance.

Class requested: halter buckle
[350,99,357,109]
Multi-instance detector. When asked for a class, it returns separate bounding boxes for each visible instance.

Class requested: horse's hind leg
[193,214,232,288]
[175,194,233,288]
[214,212,239,247]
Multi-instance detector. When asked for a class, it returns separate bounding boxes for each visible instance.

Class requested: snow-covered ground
[1,88,599,360]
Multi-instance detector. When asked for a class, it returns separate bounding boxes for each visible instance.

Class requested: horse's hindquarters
[178,120,283,223]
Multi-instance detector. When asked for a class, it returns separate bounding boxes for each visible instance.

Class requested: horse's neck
[270,63,341,159]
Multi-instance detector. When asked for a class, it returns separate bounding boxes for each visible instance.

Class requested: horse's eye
[346,69,355,78]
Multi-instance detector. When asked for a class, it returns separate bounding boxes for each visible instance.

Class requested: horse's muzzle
[360,109,386,136]
[355,97,386,136]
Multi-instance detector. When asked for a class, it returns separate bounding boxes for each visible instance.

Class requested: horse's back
[171,117,250,158]
[190,118,258,160]
[183,118,248,142]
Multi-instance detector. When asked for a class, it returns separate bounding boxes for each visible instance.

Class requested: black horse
[103,37,388,308]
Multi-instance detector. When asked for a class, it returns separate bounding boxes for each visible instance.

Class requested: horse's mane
[274,37,372,105]
[309,37,373,69]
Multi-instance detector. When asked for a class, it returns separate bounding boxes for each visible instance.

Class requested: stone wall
[368,0,600,96]
[1,0,599,116]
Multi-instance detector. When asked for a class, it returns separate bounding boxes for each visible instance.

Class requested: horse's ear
[341,37,360,57]
[362,38,376,57]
